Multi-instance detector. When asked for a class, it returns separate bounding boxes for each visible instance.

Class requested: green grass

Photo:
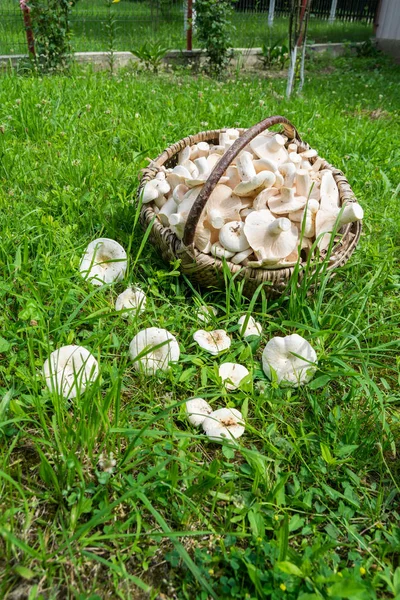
[0,0,373,55]
[0,53,400,599]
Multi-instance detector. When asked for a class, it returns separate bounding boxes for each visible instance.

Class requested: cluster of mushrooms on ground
[142,128,364,266]
[43,237,318,442]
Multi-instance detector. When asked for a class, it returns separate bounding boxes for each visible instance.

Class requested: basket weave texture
[138,115,361,297]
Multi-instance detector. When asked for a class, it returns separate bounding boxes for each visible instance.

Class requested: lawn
[0,0,374,55]
[0,53,400,599]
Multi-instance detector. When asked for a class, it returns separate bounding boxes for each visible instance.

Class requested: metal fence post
[20,0,35,56]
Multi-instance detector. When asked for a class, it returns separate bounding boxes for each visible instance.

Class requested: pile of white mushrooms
[141,129,364,267]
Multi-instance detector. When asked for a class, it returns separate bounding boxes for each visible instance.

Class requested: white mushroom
[186,397,213,426]
[244,211,298,263]
[43,345,99,399]
[196,305,218,323]
[253,188,279,211]
[289,199,320,238]
[141,176,170,206]
[219,362,250,391]
[158,197,178,226]
[295,169,312,198]
[300,148,318,159]
[234,151,276,197]
[262,333,317,386]
[193,329,231,355]
[279,162,297,188]
[129,327,180,375]
[115,286,146,317]
[185,157,211,187]
[79,238,127,286]
[243,208,275,257]
[206,184,241,229]
[320,171,340,211]
[211,242,235,260]
[316,202,364,251]
[238,315,262,338]
[202,408,245,440]
[269,187,307,215]
[194,223,213,254]
[167,166,191,190]
[219,221,250,253]
[231,248,254,264]
[250,133,288,164]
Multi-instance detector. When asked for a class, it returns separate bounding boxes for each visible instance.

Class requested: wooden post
[20,0,35,57]
[186,0,193,52]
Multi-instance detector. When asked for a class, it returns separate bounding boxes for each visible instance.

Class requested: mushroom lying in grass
[43,345,99,399]
[80,238,127,286]
[262,333,317,386]
[202,408,245,441]
[129,327,180,375]
[196,305,218,323]
[219,362,250,390]
[193,329,231,355]
[186,397,212,426]
[238,315,262,338]
[115,286,146,318]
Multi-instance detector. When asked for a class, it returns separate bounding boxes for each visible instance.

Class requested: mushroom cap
[269,187,307,215]
[129,327,180,375]
[238,315,262,338]
[243,209,276,256]
[186,397,213,426]
[211,242,235,259]
[43,345,99,399]
[234,171,276,197]
[250,134,288,163]
[262,334,317,386]
[206,184,241,229]
[80,238,127,286]
[253,187,279,211]
[196,305,218,323]
[193,329,231,355]
[219,362,250,390]
[115,286,146,318]
[219,221,250,253]
[202,407,245,440]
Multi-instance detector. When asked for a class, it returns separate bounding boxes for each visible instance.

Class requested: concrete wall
[375,0,400,61]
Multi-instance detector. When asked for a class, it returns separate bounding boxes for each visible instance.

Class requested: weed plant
[0,54,399,598]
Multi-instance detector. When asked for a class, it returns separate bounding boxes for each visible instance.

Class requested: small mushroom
[194,223,213,253]
[231,247,254,265]
[115,286,146,317]
[80,238,127,286]
[316,202,364,251]
[211,242,235,259]
[279,162,297,188]
[300,148,318,159]
[320,171,340,211]
[185,157,211,187]
[269,187,307,215]
[158,197,178,226]
[186,397,213,426]
[129,327,180,375]
[234,152,276,197]
[141,175,170,206]
[248,216,298,263]
[289,199,320,238]
[173,183,190,205]
[243,208,275,257]
[193,329,231,355]
[219,221,250,253]
[295,169,311,198]
[238,315,262,338]
[43,345,99,399]
[202,407,245,440]
[287,143,298,153]
[219,362,250,391]
[262,333,317,386]
[206,184,241,229]
[250,133,288,164]
[196,305,218,323]
[224,166,241,190]
[288,152,302,168]
[167,165,191,190]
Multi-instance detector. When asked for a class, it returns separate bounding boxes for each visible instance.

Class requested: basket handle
[182,115,302,247]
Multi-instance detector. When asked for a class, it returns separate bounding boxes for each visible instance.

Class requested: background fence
[0,0,378,56]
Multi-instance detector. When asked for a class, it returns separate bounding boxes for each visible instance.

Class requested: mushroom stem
[266,134,285,153]
[237,151,256,181]
[296,169,311,197]
[338,203,364,226]
[279,187,296,204]
[279,163,297,188]
[267,217,291,236]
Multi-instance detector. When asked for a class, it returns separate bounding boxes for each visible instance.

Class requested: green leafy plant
[195,0,235,77]
[131,42,170,73]
[28,0,79,71]
[259,40,289,70]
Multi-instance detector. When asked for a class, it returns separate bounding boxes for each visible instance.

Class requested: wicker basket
[138,115,361,297]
